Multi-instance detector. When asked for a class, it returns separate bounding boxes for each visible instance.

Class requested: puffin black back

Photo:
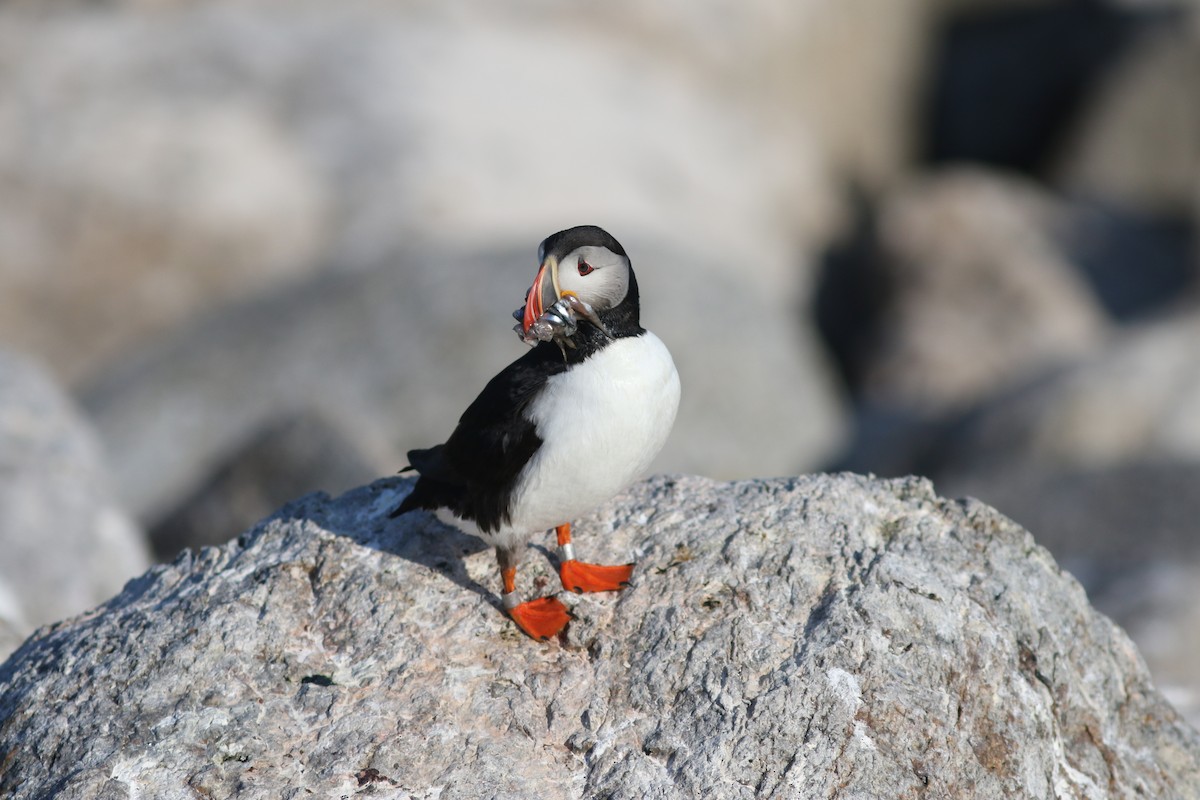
[393,342,569,531]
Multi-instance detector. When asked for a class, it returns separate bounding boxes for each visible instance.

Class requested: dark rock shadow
[293,477,503,609]
[270,477,579,612]
[921,0,1160,174]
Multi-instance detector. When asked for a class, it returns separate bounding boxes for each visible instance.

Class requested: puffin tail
[388,491,420,519]
[389,444,464,519]
[388,473,463,519]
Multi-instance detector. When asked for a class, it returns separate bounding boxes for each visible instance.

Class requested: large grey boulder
[935,309,1200,475]
[0,10,329,386]
[0,351,150,662]
[1056,18,1200,219]
[0,0,931,386]
[860,307,1200,733]
[860,168,1109,412]
[2,474,1196,798]
[939,461,1200,730]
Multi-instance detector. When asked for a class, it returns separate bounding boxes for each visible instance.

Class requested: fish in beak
[520,256,561,335]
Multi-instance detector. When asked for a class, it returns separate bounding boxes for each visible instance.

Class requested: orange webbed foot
[560,560,635,594]
[507,596,572,640]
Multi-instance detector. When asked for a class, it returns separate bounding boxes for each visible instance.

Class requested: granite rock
[1,473,1196,798]
[938,460,1200,730]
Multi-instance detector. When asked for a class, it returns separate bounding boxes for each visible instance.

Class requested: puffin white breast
[508,331,680,536]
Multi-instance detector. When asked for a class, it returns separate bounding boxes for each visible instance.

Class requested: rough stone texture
[939,460,1200,730]
[859,168,1110,410]
[834,307,1200,734]
[82,244,845,525]
[2,474,1197,799]
[0,351,150,661]
[1096,559,1200,732]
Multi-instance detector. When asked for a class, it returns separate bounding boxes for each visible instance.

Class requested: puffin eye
[577,258,594,276]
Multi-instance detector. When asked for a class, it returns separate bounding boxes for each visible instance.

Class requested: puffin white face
[554,245,630,310]
[520,244,631,335]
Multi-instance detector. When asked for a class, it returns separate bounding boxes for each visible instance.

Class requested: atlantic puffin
[391,225,680,640]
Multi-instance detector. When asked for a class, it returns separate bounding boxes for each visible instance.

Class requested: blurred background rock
[0,0,1196,723]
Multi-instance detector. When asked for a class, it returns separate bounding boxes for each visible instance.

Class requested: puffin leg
[496,547,570,640]
[556,523,635,593]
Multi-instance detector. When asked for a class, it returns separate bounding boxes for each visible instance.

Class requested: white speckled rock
[936,460,1200,731]
[1,474,1196,798]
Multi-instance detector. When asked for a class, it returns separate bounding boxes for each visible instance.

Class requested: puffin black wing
[392,343,569,532]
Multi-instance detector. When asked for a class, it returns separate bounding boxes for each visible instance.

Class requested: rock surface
[0,351,150,662]
[2,474,1197,798]
[938,460,1200,729]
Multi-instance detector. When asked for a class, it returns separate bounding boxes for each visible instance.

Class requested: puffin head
[516,225,642,338]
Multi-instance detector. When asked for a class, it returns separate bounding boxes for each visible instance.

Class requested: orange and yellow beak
[520,256,561,335]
